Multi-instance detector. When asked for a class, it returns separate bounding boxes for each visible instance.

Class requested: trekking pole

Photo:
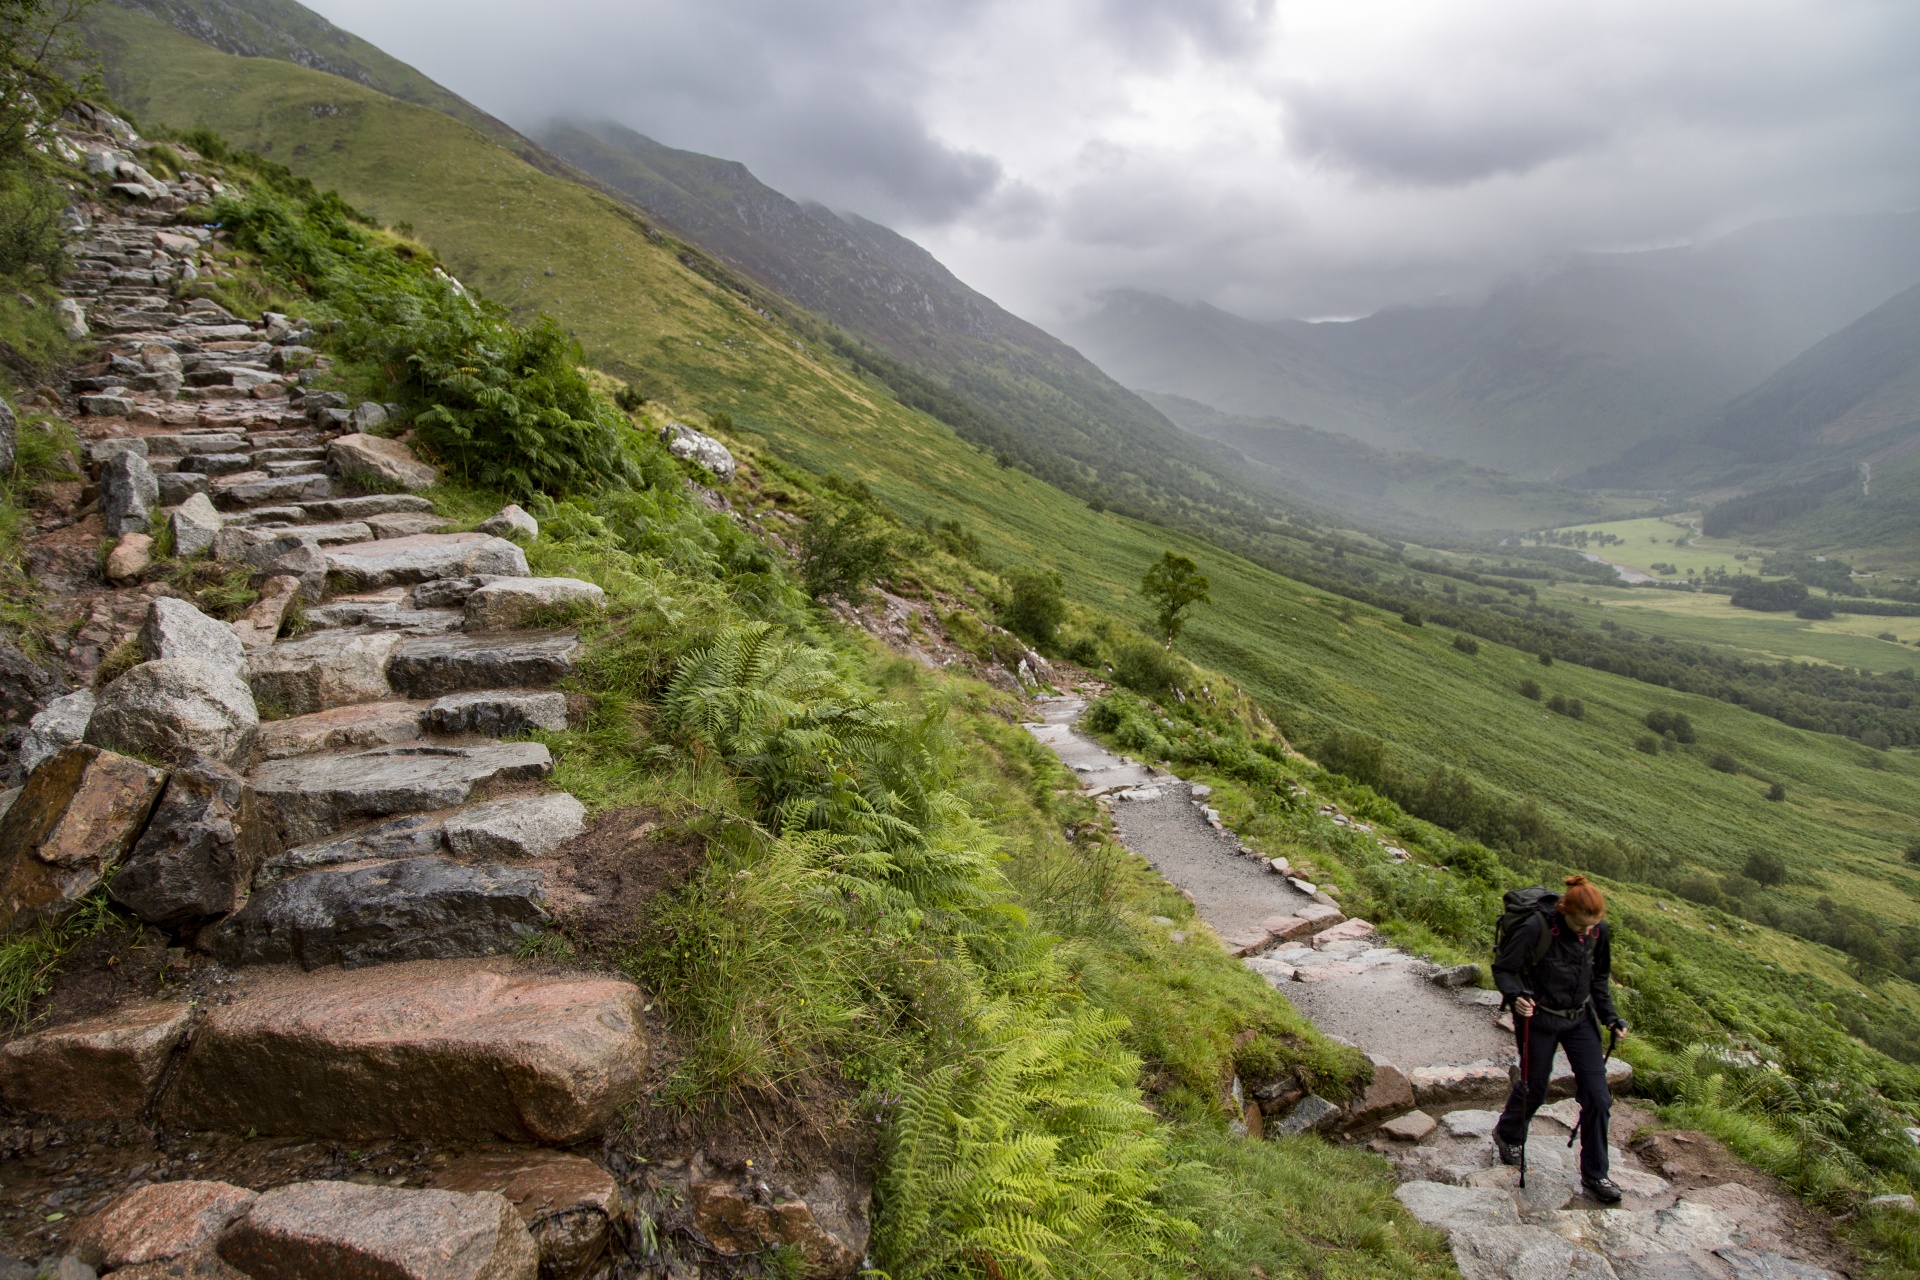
[1518,1008,1531,1189]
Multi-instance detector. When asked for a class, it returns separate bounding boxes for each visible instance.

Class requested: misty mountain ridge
[1064,211,1920,484]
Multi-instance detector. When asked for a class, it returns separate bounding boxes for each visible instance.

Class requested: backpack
[1494,886,1559,971]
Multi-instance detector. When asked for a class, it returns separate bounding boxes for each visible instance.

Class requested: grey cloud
[1091,0,1274,61]
[1283,84,1614,186]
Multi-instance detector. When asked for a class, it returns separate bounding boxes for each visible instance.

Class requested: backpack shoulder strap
[1526,911,1556,968]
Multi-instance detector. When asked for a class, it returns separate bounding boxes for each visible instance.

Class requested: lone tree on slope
[1141,551,1211,650]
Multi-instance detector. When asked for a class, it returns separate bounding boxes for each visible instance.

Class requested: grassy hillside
[87,1,1920,1042]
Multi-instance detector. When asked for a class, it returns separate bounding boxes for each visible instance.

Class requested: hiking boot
[1493,1133,1524,1167]
[1583,1176,1624,1204]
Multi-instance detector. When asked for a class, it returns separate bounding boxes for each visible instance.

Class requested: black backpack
[1494,886,1559,971]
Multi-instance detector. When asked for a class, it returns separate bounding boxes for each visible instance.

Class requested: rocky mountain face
[1064,212,1920,484]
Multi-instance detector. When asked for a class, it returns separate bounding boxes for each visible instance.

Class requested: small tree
[1518,678,1541,700]
[1743,850,1788,885]
[1001,567,1067,648]
[1140,552,1210,649]
[1452,633,1479,656]
[796,501,891,603]
[1766,781,1786,802]
[1708,750,1739,774]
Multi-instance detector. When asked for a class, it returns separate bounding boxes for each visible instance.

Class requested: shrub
[1000,566,1067,648]
[1863,728,1893,751]
[1795,597,1835,621]
[1062,635,1101,667]
[1109,639,1181,699]
[0,167,66,279]
[1566,698,1585,720]
[1766,781,1786,801]
[796,501,892,603]
[1634,734,1661,754]
[1677,873,1725,909]
[1315,727,1387,790]
[1905,841,1920,867]
[1538,651,1554,666]
[1743,850,1788,886]
[1708,750,1739,774]
[1401,608,1424,626]
[1730,579,1809,612]
[1452,633,1479,655]
[1518,678,1541,700]
[1547,694,1568,715]
[1644,709,1696,743]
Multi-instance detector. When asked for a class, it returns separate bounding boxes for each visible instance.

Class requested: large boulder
[0,744,166,931]
[327,533,529,590]
[19,689,95,776]
[100,448,159,537]
[85,658,259,769]
[444,794,586,860]
[245,628,402,718]
[74,1180,257,1273]
[219,1181,537,1280]
[463,578,605,631]
[0,1000,192,1121]
[660,422,736,481]
[158,959,647,1144]
[328,433,439,491]
[206,856,549,969]
[140,597,247,675]
[170,491,223,557]
[111,757,280,928]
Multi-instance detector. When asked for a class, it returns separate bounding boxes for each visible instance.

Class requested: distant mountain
[1144,394,1622,534]
[1063,213,1920,482]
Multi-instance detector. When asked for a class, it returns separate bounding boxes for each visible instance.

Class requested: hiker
[1490,874,1629,1203]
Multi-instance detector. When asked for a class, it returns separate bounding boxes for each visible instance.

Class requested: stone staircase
[0,115,872,1279]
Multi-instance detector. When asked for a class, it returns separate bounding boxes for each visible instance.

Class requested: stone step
[325,532,530,590]
[204,855,549,970]
[302,593,462,634]
[147,959,645,1143]
[388,633,581,699]
[255,699,429,759]
[246,627,403,717]
[213,472,331,510]
[261,458,327,478]
[251,742,552,845]
[259,813,448,884]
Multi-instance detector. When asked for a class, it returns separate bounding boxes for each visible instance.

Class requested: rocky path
[1026,696,1852,1280]
[0,111,868,1280]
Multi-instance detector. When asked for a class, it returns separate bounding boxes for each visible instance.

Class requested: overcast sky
[306,0,1920,325]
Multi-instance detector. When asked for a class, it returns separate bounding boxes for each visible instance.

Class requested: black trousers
[1493,1011,1611,1180]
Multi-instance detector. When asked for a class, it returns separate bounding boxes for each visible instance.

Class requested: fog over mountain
[298,0,1920,328]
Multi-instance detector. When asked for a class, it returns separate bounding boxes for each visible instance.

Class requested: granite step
[250,741,553,845]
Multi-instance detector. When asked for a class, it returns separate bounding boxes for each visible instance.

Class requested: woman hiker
[1490,874,1629,1203]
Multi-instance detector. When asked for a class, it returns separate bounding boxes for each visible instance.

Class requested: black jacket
[1492,910,1620,1030]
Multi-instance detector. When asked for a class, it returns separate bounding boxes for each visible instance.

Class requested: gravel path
[1280,967,1513,1067]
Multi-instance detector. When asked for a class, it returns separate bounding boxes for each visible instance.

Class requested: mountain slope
[1064,214,1920,481]
[1144,393,1630,533]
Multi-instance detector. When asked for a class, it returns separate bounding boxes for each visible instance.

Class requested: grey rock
[1615,1254,1717,1280]
[251,742,554,844]
[463,577,604,631]
[255,539,328,602]
[146,433,246,457]
[444,794,587,860]
[255,700,427,760]
[215,473,331,510]
[99,449,159,537]
[85,658,258,768]
[300,494,436,520]
[365,512,455,539]
[233,575,302,651]
[388,633,581,699]
[1379,1110,1438,1141]
[413,575,504,608]
[112,757,279,927]
[351,401,389,431]
[55,297,87,340]
[1868,1194,1919,1214]
[79,393,135,417]
[428,690,568,737]
[246,628,403,718]
[218,1181,539,1280]
[140,597,246,675]
[88,437,148,465]
[21,690,95,777]
[1554,1199,1739,1258]
[1439,1109,1500,1139]
[326,533,528,590]
[475,503,537,541]
[177,452,255,475]
[169,491,222,556]
[1448,1224,1619,1280]
[660,422,736,481]
[328,432,437,491]
[1272,1093,1342,1137]
[259,814,448,885]
[157,470,212,505]
[208,856,547,969]
[1715,1249,1837,1280]
[1430,964,1481,988]
[1394,1182,1520,1234]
